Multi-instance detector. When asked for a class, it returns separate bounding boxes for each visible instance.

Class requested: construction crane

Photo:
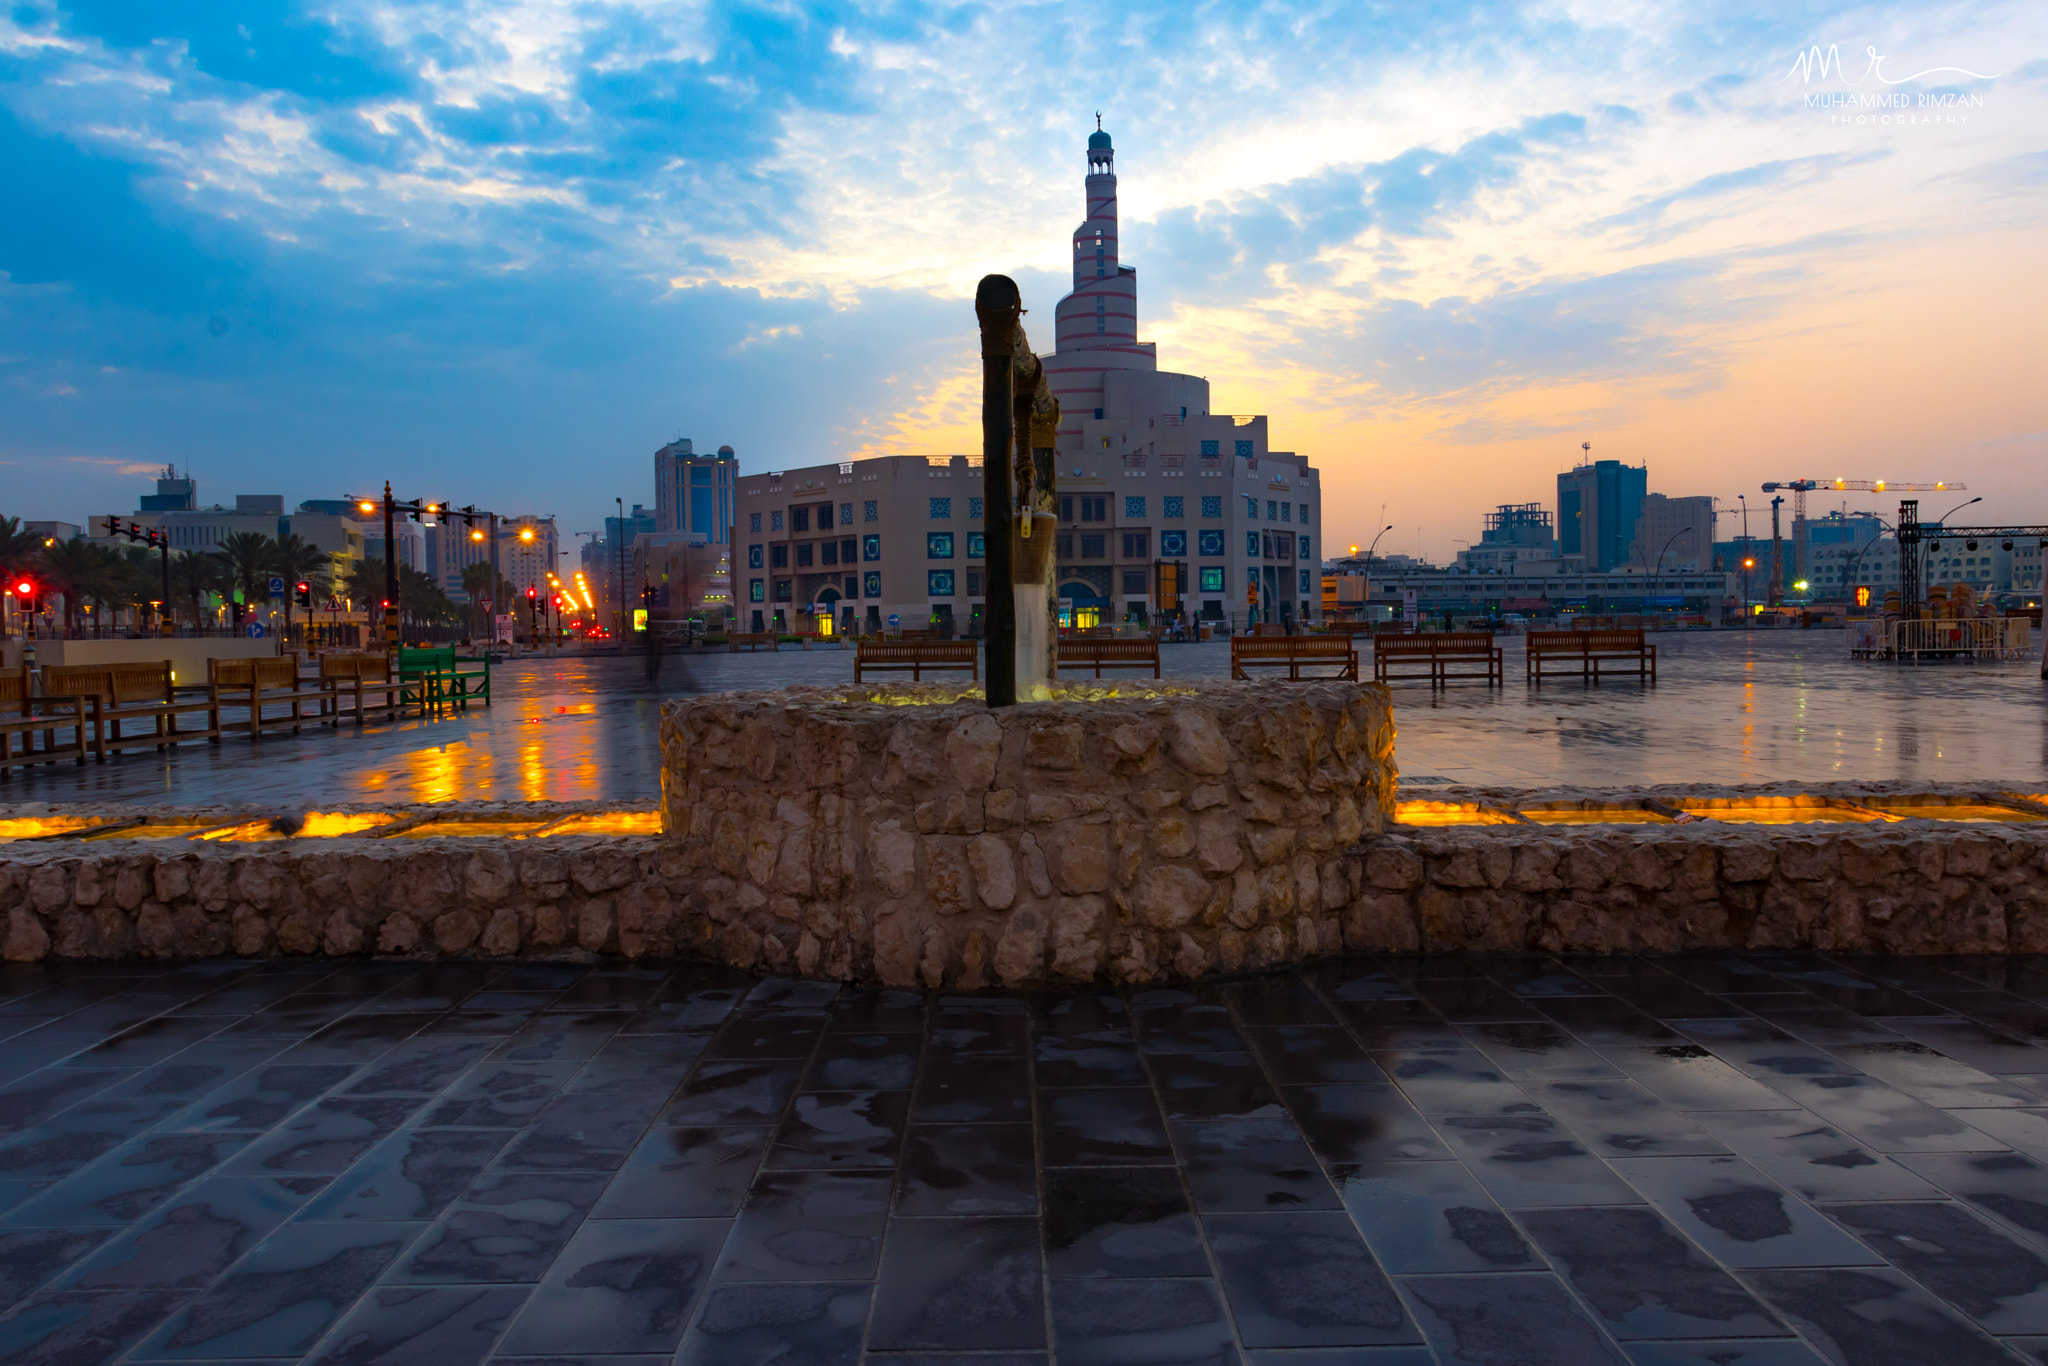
[1759,478,1964,605]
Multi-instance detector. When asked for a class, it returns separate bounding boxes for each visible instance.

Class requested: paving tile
[1619,1342,1830,1365]
[1877,1020,2048,1074]
[1741,1265,2017,1366]
[911,1053,1031,1122]
[1150,1051,1288,1121]
[1610,1156,1881,1269]
[1034,1034,1146,1087]
[1824,1200,2048,1333]
[662,1059,803,1126]
[1043,1165,1207,1279]
[1602,1045,1796,1111]
[495,1079,670,1171]
[1374,1046,1536,1117]
[310,1284,528,1366]
[1691,1111,1943,1203]
[1828,1040,2044,1108]
[591,1125,769,1219]
[1894,1150,2048,1250]
[1400,1272,1628,1365]
[1460,1021,1619,1079]
[419,1061,580,1127]
[2,1131,257,1226]
[131,1220,423,1359]
[1050,1277,1237,1363]
[1432,1111,1645,1207]
[1285,1083,1455,1163]
[1174,1117,1342,1212]
[164,1064,356,1133]
[673,1282,869,1365]
[1531,1077,1732,1158]
[342,1039,494,1094]
[1039,1087,1174,1166]
[1332,1160,1541,1274]
[1206,1210,1419,1346]
[493,1217,725,1356]
[0,1229,113,1311]
[868,1216,1045,1352]
[60,1175,327,1291]
[393,1171,608,1284]
[0,1289,190,1366]
[802,1031,920,1092]
[715,1170,890,1282]
[1530,997,1686,1046]
[766,1090,910,1170]
[295,1128,511,1222]
[822,987,928,1034]
[1249,1025,1390,1084]
[1759,1074,2004,1153]
[1517,1206,1785,1340]
[895,1122,1036,1217]
[222,1095,427,1174]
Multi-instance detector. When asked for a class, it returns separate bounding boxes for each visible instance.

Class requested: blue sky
[3,0,2043,555]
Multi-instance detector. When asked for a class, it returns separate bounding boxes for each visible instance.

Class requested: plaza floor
[10,954,2048,1363]
[2,630,2044,805]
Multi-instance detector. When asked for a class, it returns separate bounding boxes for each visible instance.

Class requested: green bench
[398,647,492,714]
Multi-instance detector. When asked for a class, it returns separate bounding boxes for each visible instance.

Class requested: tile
[822,987,929,1034]
[1692,1111,1941,1203]
[1226,976,1342,1027]
[1533,1078,1732,1158]
[340,1039,493,1094]
[0,1229,112,1310]
[1034,1035,1146,1088]
[673,1282,869,1366]
[1879,1019,2048,1075]
[420,1061,580,1128]
[1249,1026,1390,1085]
[1829,1041,2043,1108]
[1043,1166,1207,1279]
[1942,1109,2048,1162]
[1531,997,1685,1046]
[1032,990,1132,1039]
[490,1012,629,1062]
[1602,1046,1795,1111]
[223,1095,427,1174]
[1245,1348,1435,1364]
[0,1289,189,1366]
[0,1069,135,1137]
[926,1005,1030,1057]
[1040,1088,1174,1166]
[494,1217,725,1356]
[1285,1084,1454,1163]
[1460,1021,1618,1079]
[1375,1047,1537,1117]
[868,1216,1044,1352]
[661,1059,803,1127]
[1432,1112,1645,1208]
[1671,1017,1860,1081]
[495,1079,669,1170]
[716,1170,890,1282]
[132,1220,422,1359]
[394,1171,608,1283]
[1741,1266,2016,1366]
[166,1064,356,1133]
[3,1131,256,1226]
[766,1090,910,1170]
[1135,1003,1247,1055]
[61,1176,326,1291]
[896,1123,1036,1217]
[1150,1052,1287,1121]
[1517,1206,1785,1340]
[1050,1277,1236,1364]
[295,1129,512,1222]
[310,1284,528,1366]
[591,1125,769,1219]
[1611,1156,1881,1269]
[1825,1200,2048,1333]
[1620,1341,1829,1365]
[1206,1210,1417,1347]
[802,1032,920,1091]
[702,1011,827,1061]
[1332,1160,1540,1274]
[1413,979,1543,1023]
[1760,1074,2003,1153]
[1174,1118,1341,1212]
[912,1054,1031,1122]
[1895,1151,2048,1250]
[277,1011,443,1064]
[1400,1272,1628,1365]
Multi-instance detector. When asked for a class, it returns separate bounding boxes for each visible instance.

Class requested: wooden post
[976,276,1020,708]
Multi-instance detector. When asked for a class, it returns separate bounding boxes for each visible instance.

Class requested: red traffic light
[296,581,310,592]
[12,580,31,596]
[526,587,536,599]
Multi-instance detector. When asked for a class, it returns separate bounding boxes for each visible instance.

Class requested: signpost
[267,576,285,599]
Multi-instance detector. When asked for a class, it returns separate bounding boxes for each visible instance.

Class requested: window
[1298,535,1310,560]
[771,510,784,531]
[822,542,838,566]
[773,580,792,602]
[927,532,955,559]
[749,578,764,602]
[863,535,881,561]
[1122,569,1148,594]
[796,543,814,567]
[1161,530,1187,556]
[1125,496,1146,519]
[1247,532,1261,557]
[1057,533,1073,559]
[1200,566,1225,592]
[748,545,763,569]
[842,538,856,564]
[967,568,985,596]
[928,570,956,597]
[1246,497,1259,519]
[1081,532,1105,558]
[930,497,952,519]
[1201,496,1222,519]
[864,571,881,597]
[1200,440,1220,456]
[1059,496,1074,522]
[1163,496,1184,519]
[749,513,762,533]
[841,503,854,525]
[968,497,984,520]
[967,532,986,558]
[1122,531,1148,558]
[864,500,878,522]
[1298,503,1309,524]
[1267,501,1278,521]
[1278,502,1290,524]
[1300,569,1311,594]
[1199,530,1225,556]
[817,504,833,530]
[845,576,858,598]
[1080,496,1107,522]
[771,545,788,569]
[1235,440,1254,457]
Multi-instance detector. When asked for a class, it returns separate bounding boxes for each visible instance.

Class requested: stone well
[657,681,1397,988]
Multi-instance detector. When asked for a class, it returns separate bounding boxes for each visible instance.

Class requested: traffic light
[526,586,536,600]
[295,581,311,608]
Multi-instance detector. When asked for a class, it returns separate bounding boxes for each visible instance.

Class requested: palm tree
[2,516,47,635]
[170,550,225,632]
[213,530,277,622]
[37,536,106,636]
[269,532,331,642]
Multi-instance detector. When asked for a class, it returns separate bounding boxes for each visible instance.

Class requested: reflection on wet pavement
[1,632,2043,806]
[6,952,2048,1361]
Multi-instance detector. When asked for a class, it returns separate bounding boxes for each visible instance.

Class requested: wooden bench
[0,666,96,774]
[1230,636,1359,681]
[320,652,402,724]
[855,640,979,682]
[42,661,222,756]
[728,633,781,652]
[1058,638,1161,678]
[398,647,491,714]
[1526,629,1657,683]
[1372,632,1503,687]
[209,656,319,740]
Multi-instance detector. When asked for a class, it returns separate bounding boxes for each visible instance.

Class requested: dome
[1088,128,1112,150]
[717,444,735,457]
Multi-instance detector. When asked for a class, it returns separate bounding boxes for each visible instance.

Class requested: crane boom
[1757,479,1963,583]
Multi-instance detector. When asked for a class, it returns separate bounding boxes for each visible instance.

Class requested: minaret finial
[1096,111,1102,130]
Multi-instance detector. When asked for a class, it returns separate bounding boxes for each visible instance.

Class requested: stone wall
[655,682,1397,987]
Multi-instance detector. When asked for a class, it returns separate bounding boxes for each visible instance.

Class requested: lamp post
[615,497,627,648]
[1363,523,1393,620]
[1741,555,1755,623]
[1652,527,1693,615]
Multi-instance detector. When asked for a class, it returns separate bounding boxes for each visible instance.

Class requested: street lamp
[1363,524,1394,621]
[1652,527,1694,614]
[1741,556,1756,622]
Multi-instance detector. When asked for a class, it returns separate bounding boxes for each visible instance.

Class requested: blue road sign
[888,614,900,627]
[246,623,266,638]
[267,576,285,598]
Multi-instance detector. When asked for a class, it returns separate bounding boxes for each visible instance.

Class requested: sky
[2,0,2044,560]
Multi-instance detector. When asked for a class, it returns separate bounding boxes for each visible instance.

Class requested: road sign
[246,623,266,638]
[267,576,285,598]
[888,614,900,627]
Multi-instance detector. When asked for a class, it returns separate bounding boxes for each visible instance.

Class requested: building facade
[1558,458,1647,571]
[1627,493,1715,572]
[1458,504,1555,574]
[653,440,738,543]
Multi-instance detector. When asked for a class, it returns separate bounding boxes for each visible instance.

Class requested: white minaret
[1043,117,1156,449]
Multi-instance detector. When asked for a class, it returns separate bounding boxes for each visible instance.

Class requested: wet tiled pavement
[12,957,2048,1361]
[4,631,2045,803]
